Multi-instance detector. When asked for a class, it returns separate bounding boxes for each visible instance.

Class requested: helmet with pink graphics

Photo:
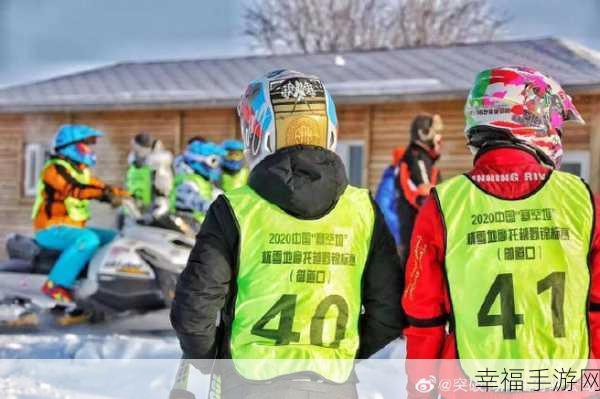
[464,66,584,168]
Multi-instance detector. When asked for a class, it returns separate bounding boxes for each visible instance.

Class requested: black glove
[101,186,123,207]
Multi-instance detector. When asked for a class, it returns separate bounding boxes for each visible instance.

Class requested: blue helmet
[221,139,245,172]
[183,140,227,182]
[53,125,104,167]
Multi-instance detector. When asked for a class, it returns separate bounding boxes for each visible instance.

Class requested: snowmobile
[0,198,194,331]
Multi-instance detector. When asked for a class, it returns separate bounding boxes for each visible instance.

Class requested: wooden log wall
[0,94,597,257]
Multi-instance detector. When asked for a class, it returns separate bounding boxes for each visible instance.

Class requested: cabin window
[336,140,365,187]
[560,150,590,182]
[23,143,48,197]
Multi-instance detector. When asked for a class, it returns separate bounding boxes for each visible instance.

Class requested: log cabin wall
[0,94,598,256]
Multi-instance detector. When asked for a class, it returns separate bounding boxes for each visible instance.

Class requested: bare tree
[244,0,508,54]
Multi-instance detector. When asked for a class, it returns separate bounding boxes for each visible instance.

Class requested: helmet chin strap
[530,146,556,169]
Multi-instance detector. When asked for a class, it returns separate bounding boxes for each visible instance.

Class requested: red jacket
[402,147,600,394]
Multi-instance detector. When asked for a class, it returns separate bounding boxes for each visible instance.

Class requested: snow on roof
[1,37,600,112]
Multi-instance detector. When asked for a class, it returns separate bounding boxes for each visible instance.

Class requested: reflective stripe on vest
[225,184,374,383]
[221,167,249,193]
[32,158,92,222]
[126,165,153,206]
[435,171,592,378]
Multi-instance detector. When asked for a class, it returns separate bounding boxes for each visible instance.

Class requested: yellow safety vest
[32,158,92,222]
[435,171,593,379]
[225,184,375,383]
[221,167,249,193]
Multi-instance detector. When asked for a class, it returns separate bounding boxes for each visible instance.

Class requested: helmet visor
[226,150,245,162]
[186,152,221,169]
[562,96,585,125]
[75,142,94,155]
[270,77,328,150]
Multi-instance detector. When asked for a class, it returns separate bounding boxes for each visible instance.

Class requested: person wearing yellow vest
[402,66,600,398]
[169,138,226,224]
[125,132,173,219]
[219,139,249,192]
[33,125,127,303]
[171,70,405,398]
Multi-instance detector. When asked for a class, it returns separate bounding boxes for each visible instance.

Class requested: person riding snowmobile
[32,124,127,303]
[219,139,248,192]
[396,114,443,264]
[125,132,173,219]
[169,139,225,224]
[171,69,405,398]
[403,66,599,398]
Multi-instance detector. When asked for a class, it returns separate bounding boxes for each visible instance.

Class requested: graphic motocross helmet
[464,66,584,168]
[237,69,338,169]
[183,140,227,182]
[221,139,245,172]
[53,124,103,167]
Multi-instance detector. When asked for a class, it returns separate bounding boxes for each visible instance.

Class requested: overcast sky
[0,0,599,88]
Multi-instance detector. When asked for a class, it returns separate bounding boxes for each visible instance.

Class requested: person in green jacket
[219,139,249,192]
[169,138,225,224]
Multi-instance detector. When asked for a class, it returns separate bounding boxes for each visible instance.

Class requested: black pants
[215,363,358,399]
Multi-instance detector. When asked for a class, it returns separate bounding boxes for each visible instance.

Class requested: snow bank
[0,333,407,398]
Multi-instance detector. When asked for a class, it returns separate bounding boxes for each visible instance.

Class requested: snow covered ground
[0,332,183,398]
[0,331,406,398]
[0,332,180,359]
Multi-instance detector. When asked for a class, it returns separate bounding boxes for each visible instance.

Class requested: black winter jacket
[170,145,405,366]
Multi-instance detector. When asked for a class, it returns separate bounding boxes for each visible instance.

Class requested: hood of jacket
[248,145,348,219]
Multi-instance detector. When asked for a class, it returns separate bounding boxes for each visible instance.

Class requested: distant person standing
[397,114,443,263]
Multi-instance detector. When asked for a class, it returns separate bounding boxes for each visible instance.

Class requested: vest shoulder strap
[46,158,90,183]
